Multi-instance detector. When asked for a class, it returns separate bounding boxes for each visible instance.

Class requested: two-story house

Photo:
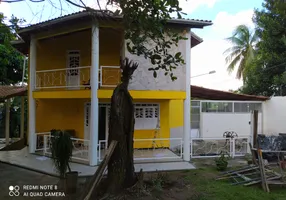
[15,10,212,166]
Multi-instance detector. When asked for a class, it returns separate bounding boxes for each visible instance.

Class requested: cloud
[179,0,220,14]
[0,2,11,18]
[191,9,255,91]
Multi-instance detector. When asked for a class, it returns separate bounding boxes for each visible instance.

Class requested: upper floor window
[67,50,80,76]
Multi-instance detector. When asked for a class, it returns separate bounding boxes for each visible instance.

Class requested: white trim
[29,36,36,153]
[183,29,191,161]
[89,23,99,166]
[36,66,90,73]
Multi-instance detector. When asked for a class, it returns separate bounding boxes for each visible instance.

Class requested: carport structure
[0,86,27,146]
[189,86,269,159]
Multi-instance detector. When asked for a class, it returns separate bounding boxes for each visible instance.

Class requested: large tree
[224,25,258,80]
[240,0,286,96]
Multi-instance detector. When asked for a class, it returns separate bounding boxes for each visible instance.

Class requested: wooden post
[252,110,258,148]
[20,97,25,139]
[5,98,10,145]
[257,149,270,192]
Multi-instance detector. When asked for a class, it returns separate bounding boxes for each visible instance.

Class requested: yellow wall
[36,99,88,138]
[35,99,182,149]
[169,100,184,128]
[36,28,122,89]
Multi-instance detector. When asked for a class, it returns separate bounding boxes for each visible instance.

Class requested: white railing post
[180,139,183,158]
[232,138,235,158]
[190,138,193,158]
[43,135,47,156]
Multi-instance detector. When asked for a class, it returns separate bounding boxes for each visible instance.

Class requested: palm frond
[227,54,242,74]
[225,36,244,47]
[223,46,242,55]
[236,57,246,79]
[225,49,242,64]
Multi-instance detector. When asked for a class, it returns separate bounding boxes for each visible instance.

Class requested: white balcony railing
[35,132,89,163]
[98,138,183,162]
[35,66,121,90]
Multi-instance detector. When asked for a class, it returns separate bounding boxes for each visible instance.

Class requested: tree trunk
[107,58,138,194]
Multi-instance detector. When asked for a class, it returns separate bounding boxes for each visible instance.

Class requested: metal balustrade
[35,66,121,90]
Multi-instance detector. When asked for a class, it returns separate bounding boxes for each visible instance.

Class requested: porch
[34,132,183,165]
[0,147,194,177]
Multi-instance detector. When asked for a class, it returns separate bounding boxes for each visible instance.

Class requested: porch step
[0,138,26,151]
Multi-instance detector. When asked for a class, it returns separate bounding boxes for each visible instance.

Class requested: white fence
[191,137,250,158]
[35,133,90,162]
[98,138,183,162]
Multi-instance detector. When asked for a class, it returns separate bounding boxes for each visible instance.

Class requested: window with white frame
[134,104,159,130]
[67,51,80,76]
[234,102,262,113]
[201,102,233,113]
[191,101,200,128]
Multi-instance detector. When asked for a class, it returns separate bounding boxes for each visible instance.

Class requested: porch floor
[0,147,195,177]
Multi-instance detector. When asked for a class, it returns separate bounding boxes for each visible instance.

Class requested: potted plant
[50,129,78,194]
[215,151,230,171]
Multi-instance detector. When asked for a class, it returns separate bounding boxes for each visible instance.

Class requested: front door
[66,50,80,89]
[84,103,110,148]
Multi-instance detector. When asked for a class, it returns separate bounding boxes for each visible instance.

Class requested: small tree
[50,129,73,178]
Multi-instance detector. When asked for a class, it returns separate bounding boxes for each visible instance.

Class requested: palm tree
[224,25,258,80]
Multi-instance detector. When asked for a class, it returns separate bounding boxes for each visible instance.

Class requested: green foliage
[214,151,230,171]
[224,25,258,80]
[50,130,73,178]
[0,97,27,139]
[110,0,186,80]
[241,0,286,96]
[0,13,26,85]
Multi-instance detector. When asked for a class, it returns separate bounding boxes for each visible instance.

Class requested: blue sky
[0,0,264,91]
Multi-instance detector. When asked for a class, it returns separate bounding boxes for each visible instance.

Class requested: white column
[20,97,25,139]
[29,36,36,153]
[183,29,191,161]
[89,23,99,166]
[5,98,10,146]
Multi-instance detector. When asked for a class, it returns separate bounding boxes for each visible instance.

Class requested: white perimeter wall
[200,113,262,138]
[263,96,286,135]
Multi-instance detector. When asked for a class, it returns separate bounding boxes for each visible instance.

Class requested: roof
[191,85,269,101]
[18,10,212,35]
[191,31,203,47]
[0,86,27,100]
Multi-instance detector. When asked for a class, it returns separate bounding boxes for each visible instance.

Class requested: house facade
[15,11,212,166]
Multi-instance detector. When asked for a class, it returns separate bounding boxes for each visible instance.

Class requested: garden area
[104,159,286,200]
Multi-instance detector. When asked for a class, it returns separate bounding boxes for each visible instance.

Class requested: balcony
[35,66,121,90]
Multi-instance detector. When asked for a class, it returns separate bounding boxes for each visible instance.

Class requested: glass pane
[249,103,262,112]
[191,121,200,129]
[191,101,200,106]
[201,102,232,112]
[191,114,200,122]
[234,103,249,112]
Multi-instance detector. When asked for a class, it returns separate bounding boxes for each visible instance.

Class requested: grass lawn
[183,168,286,200]
[118,167,286,200]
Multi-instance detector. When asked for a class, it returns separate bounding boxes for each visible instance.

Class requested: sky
[0,0,264,91]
